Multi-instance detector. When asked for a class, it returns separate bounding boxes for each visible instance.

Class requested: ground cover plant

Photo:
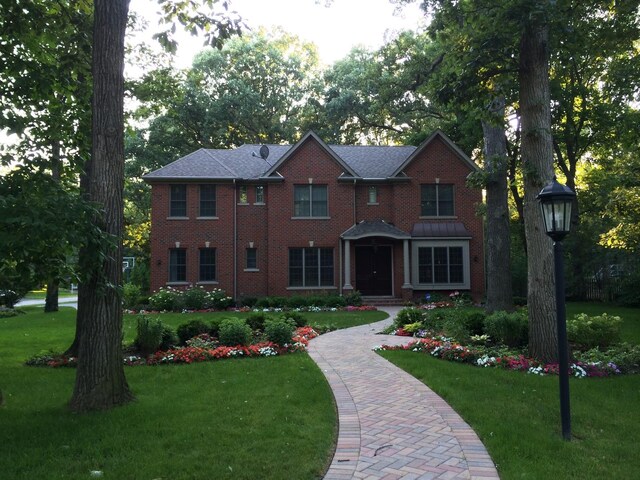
[0,305,392,479]
[379,302,640,479]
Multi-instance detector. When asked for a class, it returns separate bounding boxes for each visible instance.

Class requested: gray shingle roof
[143,142,418,181]
[142,130,474,181]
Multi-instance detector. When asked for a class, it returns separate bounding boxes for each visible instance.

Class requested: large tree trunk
[45,141,62,313]
[519,10,558,363]
[69,0,133,413]
[482,97,514,313]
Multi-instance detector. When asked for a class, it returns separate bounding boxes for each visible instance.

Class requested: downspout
[353,178,357,225]
[233,179,237,303]
[339,239,343,297]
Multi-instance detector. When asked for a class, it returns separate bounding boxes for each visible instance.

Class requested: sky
[131,0,428,68]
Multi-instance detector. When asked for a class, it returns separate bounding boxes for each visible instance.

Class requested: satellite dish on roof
[259,145,269,160]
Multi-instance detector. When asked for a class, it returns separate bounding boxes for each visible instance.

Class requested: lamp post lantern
[537,176,576,441]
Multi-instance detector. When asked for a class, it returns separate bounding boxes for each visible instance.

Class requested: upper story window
[421,184,454,217]
[170,185,187,217]
[238,185,248,204]
[294,185,328,217]
[368,186,378,204]
[199,185,216,217]
[169,248,186,282]
[255,185,265,204]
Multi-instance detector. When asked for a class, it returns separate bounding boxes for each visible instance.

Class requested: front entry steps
[361,296,406,306]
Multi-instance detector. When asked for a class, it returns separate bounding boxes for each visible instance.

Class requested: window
[238,185,248,204]
[199,248,216,282]
[413,241,469,288]
[170,185,187,217]
[199,185,216,217]
[169,248,186,282]
[368,186,378,204]
[246,248,257,269]
[289,248,333,287]
[421,184,454,216]
[294,185,328,217]
[255,185,265,204]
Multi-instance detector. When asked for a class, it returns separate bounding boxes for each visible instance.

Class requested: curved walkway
[307,307,499,480]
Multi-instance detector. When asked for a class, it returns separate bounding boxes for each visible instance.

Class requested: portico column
[402,239,412,288]
[343,239,353,289]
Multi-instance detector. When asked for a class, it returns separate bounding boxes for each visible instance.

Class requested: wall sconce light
[205,241,210,248]
[309,240,314,247]
[308,177,313,184]
[249,241,254,248]
[156,259,162,266]
[175,241,180,248]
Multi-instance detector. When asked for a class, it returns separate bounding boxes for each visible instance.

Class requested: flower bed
[374,336,621,378]
[27,327,319,368]
[124,305,377,315]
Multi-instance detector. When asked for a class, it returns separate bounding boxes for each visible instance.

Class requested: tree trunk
[69,0,133,413]
[482,97,514,313]
[44,280,59,312]
[519,11,558,363]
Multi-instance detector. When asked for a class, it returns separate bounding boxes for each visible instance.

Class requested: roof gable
[390,129,478,177]
[262,131,359,178]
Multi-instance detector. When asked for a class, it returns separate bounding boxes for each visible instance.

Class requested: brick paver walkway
[307,307,499,480]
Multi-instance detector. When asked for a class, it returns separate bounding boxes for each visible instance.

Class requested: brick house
[143,130,484,302]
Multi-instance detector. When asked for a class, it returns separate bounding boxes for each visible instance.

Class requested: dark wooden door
[355,246,392,296]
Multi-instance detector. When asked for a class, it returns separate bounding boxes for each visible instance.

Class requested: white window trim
[411,239,470,289]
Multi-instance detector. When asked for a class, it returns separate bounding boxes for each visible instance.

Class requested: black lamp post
[537,176,576,441]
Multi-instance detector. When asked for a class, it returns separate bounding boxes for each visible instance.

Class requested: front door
[355,245,392,296]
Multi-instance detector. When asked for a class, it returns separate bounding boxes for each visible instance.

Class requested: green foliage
[135,315,164,356]
[0,307,21,318]
[159,325,178,351]
[280,311,306,328]
[246,312,269,331]
[394,307,425,328]
[343,290,362,306]
[206,288,233,310]
[0,289,24,308]
[264,318,295,346]
[575,343,640,374]
[182,286,208,310]
[148,287,180,311]
[176,320,210,345]
[484,310,529,348]
[567,313,622,350]
[128,260,150,293]
[218,318,252,346]
[403,322,423,334]
[122,283,142,310]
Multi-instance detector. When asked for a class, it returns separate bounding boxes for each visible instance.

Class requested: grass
[23,288,77,300]
[380,302,640,479]
[0,306,389,480]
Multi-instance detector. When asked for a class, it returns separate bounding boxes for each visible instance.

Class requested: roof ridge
[202,148,238,177]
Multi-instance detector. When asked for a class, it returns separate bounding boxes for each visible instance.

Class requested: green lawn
[380,302,640,479]
[23,289,77,300]
[0,306,386,480]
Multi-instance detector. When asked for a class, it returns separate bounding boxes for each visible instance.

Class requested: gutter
[233,179,237,303]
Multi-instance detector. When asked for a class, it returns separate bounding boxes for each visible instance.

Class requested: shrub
[177,319,210,344]
[129,260,150,293]
[208,317,224,337]
[183,286,208,310]
[484,310,528,348]
[567,313,622,350]
[394,307,425,328]
[239,296,258,307]
[0,307,20,318]
[280,311,306,328]
[206,288,233,310]
[122,283,142,310]
[574,343,640,374]
[264,318,295,346]
[159,325,179,350]
[422,309,450,331]
[218,318,252,346]
[343,290,362,306]
[149,287,181,311]
[135,315,164,356]
[403,322,423,334]
[287,295,310,309]
[441,316,471,343]
[246,312,269,331]
[0,289,23,308]
[460,310,486,336]
[186,333,218,349]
